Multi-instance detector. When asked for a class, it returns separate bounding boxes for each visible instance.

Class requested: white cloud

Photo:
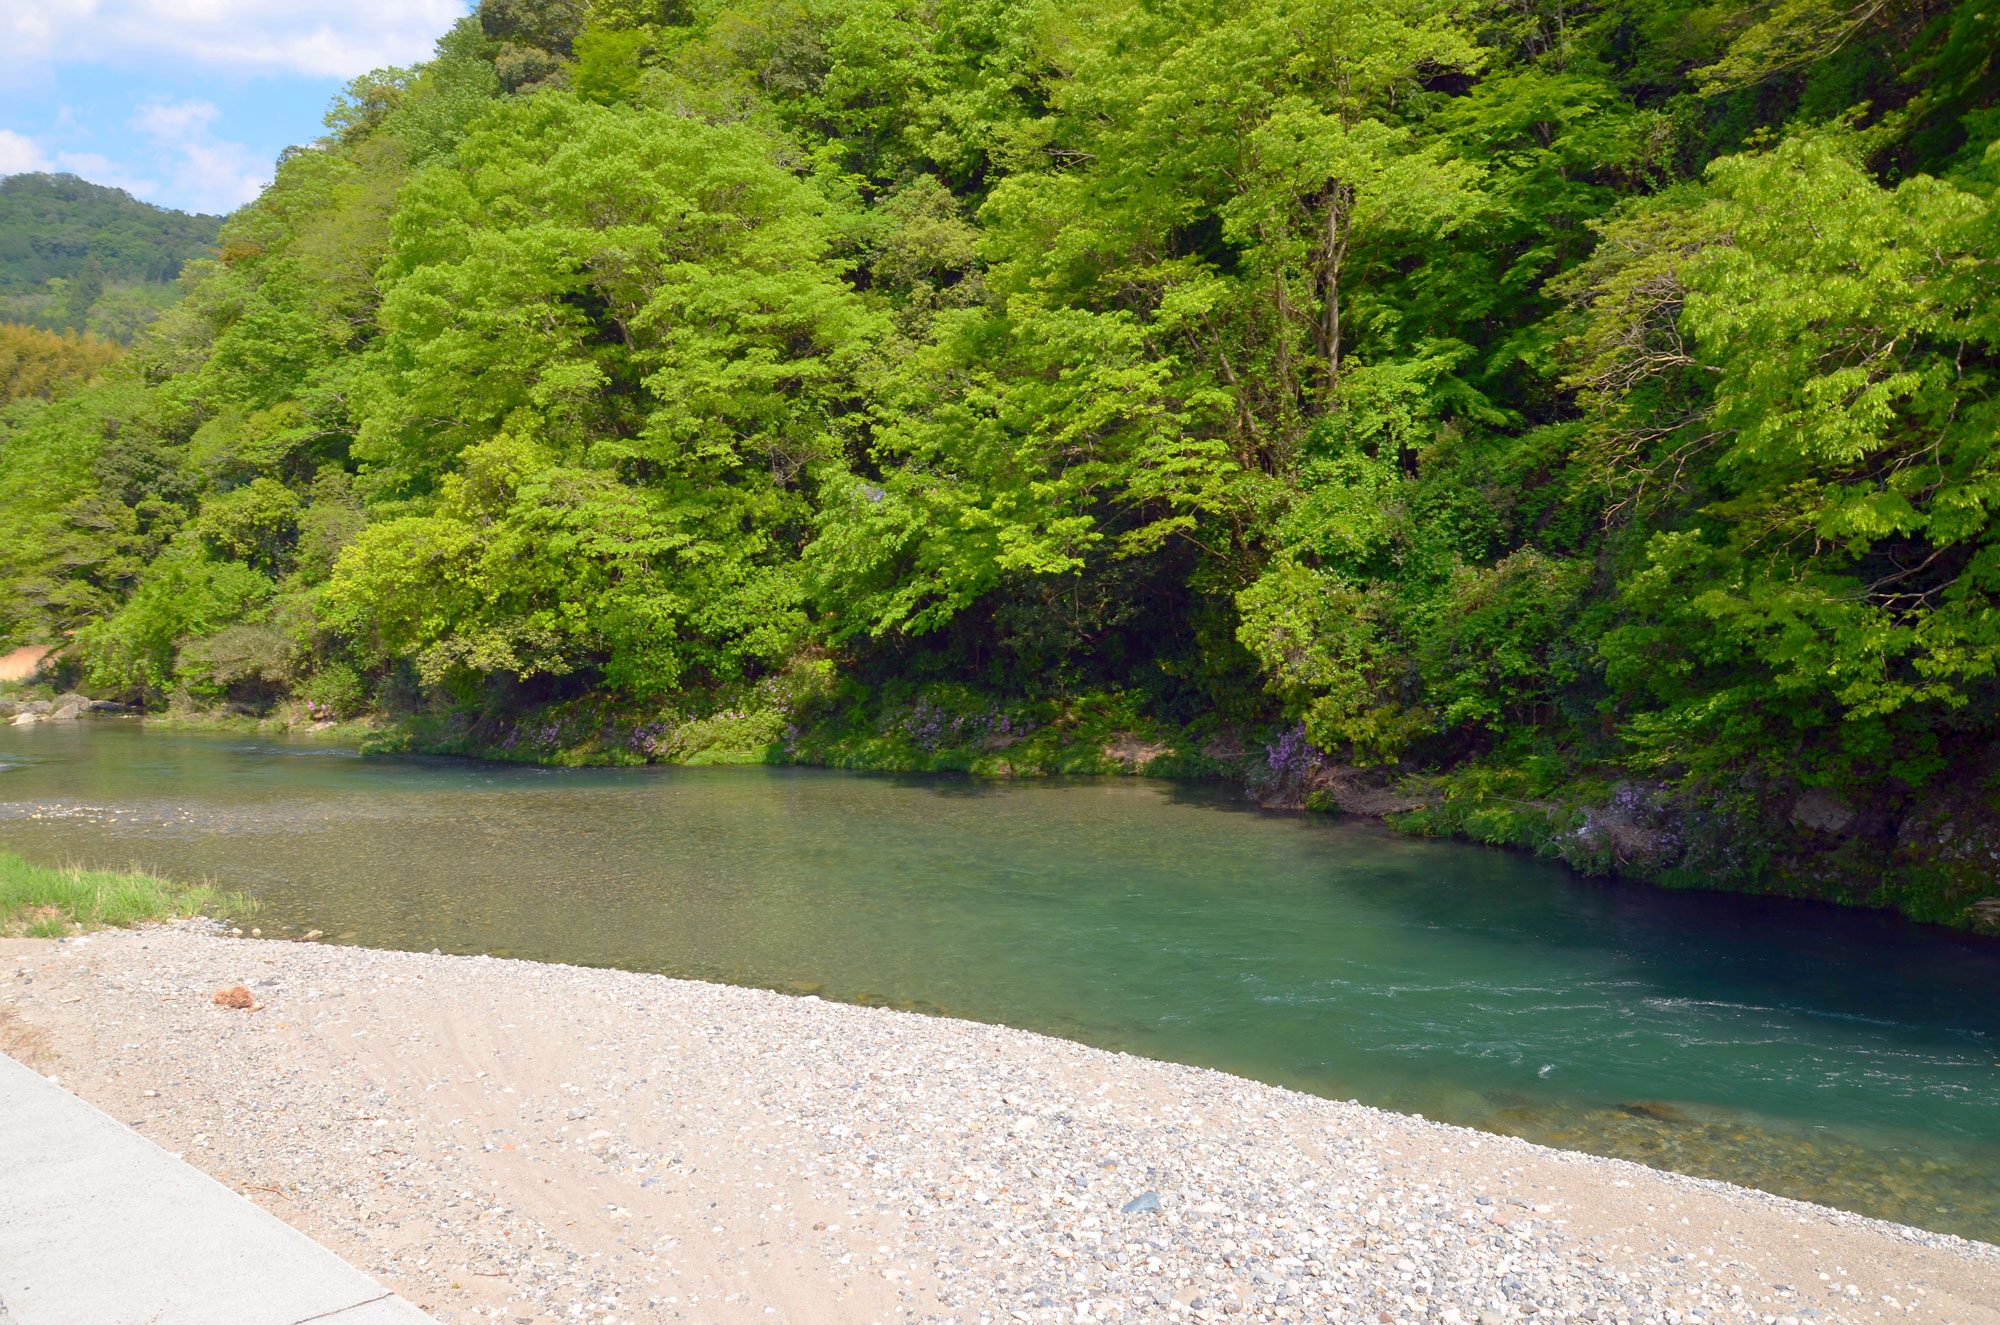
[1,2,470,210]
[132,98,221,141]
[4,0,96,56]
[0,129,53,174]
[125,98,268,212]
[5,1,469,79]
[0,114,247,211]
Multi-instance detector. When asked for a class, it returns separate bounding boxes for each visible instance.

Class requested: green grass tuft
[0,849,248,935]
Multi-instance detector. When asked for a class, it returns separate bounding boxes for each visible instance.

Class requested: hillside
[1,0,1997,927]
[0,173,223,341]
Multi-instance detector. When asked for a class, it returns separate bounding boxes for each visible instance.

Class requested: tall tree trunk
[1315,181,1352,399]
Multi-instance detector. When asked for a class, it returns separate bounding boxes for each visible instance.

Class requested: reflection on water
[3,721,1998,1241]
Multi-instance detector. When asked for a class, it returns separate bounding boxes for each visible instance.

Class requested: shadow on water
[3,723,1999,1242]
[1366,849,2000,1041]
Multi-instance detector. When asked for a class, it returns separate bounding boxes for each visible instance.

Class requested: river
[3,720,1997,1242]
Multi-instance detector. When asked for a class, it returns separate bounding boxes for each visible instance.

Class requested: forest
[1,0,1996,924]
[0,173,223,341]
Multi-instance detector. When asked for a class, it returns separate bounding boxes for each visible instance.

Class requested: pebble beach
[2,923,1995,1325]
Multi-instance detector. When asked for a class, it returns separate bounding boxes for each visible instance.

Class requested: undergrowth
[0,850,247,936]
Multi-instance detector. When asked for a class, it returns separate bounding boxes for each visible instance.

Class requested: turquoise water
[3,721,1998,1240]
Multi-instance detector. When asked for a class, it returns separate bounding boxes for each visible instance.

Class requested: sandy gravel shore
[1,924,1994,1325]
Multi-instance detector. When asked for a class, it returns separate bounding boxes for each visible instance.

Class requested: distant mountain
[0,173,222,342]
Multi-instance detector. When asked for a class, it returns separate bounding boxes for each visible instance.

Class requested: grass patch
[0,850,245,936]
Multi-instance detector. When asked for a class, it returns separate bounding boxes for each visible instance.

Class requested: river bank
[0,847,236,936]
[2,923,1994,1325]
[9,679,2000,935]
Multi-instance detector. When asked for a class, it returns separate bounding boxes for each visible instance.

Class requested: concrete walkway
[0,1052,434,1325]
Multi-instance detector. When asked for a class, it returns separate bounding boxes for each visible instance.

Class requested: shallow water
[4,722,1998,1241]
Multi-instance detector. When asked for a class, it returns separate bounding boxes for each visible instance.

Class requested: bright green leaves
[1678,133,2000,714]
[638,0,1026,186]
[1239,545,1591,762]
[573,27,652,104]
[1218,101,1486,417]
[822,0,1504,708]
[807,287,1257,644]
[0,375,198,647]
[73,547,276,696]
[1236,558,1417,762]
[187,401,321,489]
[193,478,302,573]
[359,94,878,487]
[980,0,1487,429]
[327,436,806,695]
[1572,129,2000,770]
[1240,423,1594,761]
[1691,139,1989,473]
[331,437,634,687]
[328,96,877,695]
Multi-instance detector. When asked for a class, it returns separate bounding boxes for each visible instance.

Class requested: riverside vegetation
[1,0,1998,926]
[0,849,231,937]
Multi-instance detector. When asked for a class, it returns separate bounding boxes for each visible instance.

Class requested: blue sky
[1,1,472,216]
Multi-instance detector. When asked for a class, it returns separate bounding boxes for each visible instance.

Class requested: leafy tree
[62,255,105,330]
[1575,130,2000,782]
[327,94,883,695]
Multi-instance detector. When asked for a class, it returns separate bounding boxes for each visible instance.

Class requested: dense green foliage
[0,173,223,341]
[3,0,1999,919]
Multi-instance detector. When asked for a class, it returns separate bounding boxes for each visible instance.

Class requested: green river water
[3,722,1997,1242]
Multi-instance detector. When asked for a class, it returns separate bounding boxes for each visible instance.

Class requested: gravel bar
[2,924,1995,1325]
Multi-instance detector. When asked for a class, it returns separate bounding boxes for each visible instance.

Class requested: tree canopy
[4,0,1999,919]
